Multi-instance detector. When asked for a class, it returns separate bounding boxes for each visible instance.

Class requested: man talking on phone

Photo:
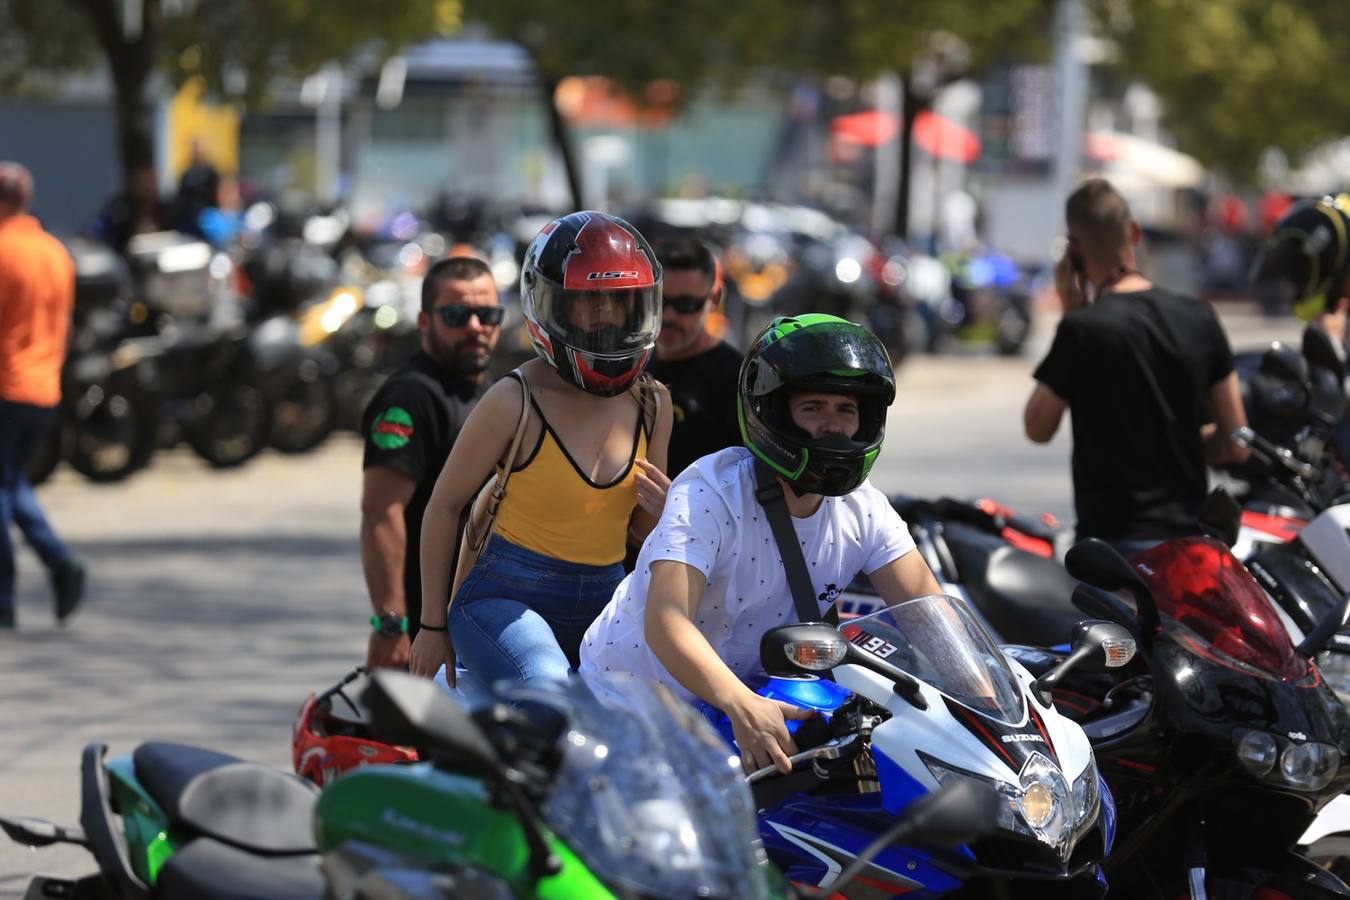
[1023,178,1249,558]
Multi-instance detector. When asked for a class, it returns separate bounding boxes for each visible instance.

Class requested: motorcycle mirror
[0,816,88,849]
[760,624,845,677]
[1197,486,1242,548]
[362,670,499,777]
[1066,539,1160,634]
[1303,324,1346,382]
[822,781,1002,896]
[1260,341,1311,389]
[1296,593,1350,658]
[1065,539,1148,593]
[759,623,929,710]
[1033,620,1136,704]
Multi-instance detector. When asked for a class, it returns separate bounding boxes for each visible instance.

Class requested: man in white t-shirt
[581,314,941,775]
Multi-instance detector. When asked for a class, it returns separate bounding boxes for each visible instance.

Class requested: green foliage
[0,0,451,105]
[1091,0,1350,182]
[462,0,1052,93]
[0,0,101,93]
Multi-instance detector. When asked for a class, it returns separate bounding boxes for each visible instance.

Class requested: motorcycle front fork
[1185,816,1209,900]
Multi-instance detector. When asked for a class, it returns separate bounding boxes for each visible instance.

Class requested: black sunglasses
[434,304,504,327]
[663,294,708,314]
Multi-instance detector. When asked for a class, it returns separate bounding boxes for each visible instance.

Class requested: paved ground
[0,300,1304,894]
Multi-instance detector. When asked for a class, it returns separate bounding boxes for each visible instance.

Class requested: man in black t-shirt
[1025,179,1249,555]
[360,256,501,669]
[648,237,743,479]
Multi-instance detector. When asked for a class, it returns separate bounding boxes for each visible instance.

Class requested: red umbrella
[913,110,980,163]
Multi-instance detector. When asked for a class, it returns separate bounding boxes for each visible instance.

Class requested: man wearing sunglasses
[648,237,743,480]
[360,255,501,669]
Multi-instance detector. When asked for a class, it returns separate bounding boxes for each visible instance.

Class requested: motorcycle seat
[133,742,317,855]
[156,837,324,900]
[946,525,1083,646]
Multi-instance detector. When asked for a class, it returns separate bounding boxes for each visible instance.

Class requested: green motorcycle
[2,671,786,899]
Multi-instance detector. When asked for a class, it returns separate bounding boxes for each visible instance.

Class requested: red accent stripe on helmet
[562,213,656,290]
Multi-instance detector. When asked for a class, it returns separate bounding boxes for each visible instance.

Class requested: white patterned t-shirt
[579,447,916,698]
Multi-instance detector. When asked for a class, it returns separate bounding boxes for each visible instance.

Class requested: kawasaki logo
[1002,734,1045,744]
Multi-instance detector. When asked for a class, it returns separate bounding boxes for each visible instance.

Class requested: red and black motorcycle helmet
[292,668,418,787]
[520,211,662,396]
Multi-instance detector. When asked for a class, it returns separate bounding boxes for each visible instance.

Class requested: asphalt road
[0,301,1304,894]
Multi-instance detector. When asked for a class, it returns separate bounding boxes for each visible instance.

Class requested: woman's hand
[408,628,455,683]
[633,458,672,519]
[726,693,817,775]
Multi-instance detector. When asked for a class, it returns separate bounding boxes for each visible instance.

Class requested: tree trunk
[520,43,583,210]
[73,0,159,189]
[893,77,922,242]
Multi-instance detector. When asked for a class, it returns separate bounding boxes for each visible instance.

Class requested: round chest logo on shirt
[371,406,414,450]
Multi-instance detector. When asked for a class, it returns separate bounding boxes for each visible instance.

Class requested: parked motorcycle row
[640,196,1036,363]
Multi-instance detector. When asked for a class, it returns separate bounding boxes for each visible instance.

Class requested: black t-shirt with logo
[1033,288,1234,541]
[649,340,744,479]
[361,353,490,636]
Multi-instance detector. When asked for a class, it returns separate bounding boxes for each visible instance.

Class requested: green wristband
[370,614,409,636]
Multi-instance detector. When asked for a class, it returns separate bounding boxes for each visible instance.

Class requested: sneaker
[52,560,86,623]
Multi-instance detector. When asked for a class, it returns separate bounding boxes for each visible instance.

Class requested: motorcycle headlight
[1317,650,1350,705]
[1233,729,1339,791]
[1280,742,1340,792]
[1070,754,1101,830]
[1234,729,1278,777]
[925,754,1074,858]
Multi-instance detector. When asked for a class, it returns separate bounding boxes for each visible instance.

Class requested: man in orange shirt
[0,162,85,630]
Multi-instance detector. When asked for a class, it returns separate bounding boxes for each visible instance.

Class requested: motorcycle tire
[269,372,336,455]
[183,383,270,469]
[995,302,1031,356]
[66,387,159,484]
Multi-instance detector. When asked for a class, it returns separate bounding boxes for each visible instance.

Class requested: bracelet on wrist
[418,622,448,632]
[370,613,408,637]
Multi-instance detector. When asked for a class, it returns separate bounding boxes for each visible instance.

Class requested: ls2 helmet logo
[586,271,638,280]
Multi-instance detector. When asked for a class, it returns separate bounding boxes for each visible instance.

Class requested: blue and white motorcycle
[711,594,1123,898]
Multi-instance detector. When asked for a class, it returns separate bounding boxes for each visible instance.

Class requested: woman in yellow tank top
[410,212,673,687]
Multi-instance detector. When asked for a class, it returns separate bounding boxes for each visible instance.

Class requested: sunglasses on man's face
[434,304,504,327]
[663,294,708,315]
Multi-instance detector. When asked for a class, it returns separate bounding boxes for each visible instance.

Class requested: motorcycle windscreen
[1135,536,1309,682]
[514,673,781,900]
[841,594,1026,725]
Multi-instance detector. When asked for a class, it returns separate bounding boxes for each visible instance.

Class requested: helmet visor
[750,322,894,398]
[533,280,662,356]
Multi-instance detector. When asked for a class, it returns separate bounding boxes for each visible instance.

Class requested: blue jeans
[1,399,72,613]
[449,534,622,688]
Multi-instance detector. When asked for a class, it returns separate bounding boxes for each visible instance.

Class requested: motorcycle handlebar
[1233,426,1317,482]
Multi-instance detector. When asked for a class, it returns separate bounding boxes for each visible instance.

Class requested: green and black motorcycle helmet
[1251,196,1350,322]
[738,314,895,496]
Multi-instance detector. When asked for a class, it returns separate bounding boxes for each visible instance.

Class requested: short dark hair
[421,255,494,312]
[1065,178,1133,260]
[653,235,716,282]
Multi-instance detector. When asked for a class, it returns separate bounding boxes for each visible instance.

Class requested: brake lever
[746,733,861,784]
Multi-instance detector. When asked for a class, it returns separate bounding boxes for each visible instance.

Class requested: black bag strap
[754,459,834,624]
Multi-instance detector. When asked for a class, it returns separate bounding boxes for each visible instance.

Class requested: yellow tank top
[495,394,649,566]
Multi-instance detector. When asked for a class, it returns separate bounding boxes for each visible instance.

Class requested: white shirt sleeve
[860,485,918,575]
[642,472,728,579]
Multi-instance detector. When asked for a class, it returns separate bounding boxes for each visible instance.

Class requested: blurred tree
[0,0,454,191]
[1089,0,1350,183]
[463,0,1051,232]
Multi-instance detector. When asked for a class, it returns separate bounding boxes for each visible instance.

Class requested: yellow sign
[167,77,240,178]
